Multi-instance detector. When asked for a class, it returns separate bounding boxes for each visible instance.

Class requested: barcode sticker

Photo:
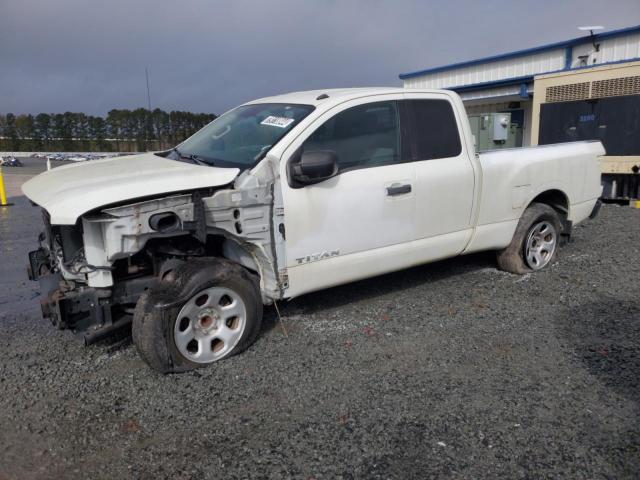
[260,116,295,128]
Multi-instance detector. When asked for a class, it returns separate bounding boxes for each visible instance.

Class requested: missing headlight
[149,212,180,233]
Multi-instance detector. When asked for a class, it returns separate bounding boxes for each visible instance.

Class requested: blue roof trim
[448,75,534,93]
[399,24,640,80]
[443,57,640,93]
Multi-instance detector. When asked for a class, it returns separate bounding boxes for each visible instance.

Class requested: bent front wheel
[132,259,263,373]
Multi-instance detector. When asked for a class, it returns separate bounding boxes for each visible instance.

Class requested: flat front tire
[132,258,263,373]
[496,203,562,274]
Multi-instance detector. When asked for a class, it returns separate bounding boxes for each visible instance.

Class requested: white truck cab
[23,88,604,372]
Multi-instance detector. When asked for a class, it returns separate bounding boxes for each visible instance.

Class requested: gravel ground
[1,174,639,479]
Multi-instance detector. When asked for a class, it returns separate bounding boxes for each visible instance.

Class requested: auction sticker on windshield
[261,116,295,128]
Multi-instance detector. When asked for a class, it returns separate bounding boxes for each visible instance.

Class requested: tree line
[0,109,217,152]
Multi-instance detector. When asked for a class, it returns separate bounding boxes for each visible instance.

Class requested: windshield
[166,103,314,168]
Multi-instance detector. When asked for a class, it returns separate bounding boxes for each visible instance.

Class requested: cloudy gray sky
[1,0,639,116]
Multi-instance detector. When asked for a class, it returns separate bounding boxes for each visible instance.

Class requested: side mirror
[291,150,338,185]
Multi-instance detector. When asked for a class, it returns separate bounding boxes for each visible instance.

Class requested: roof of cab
[244,87,446,107]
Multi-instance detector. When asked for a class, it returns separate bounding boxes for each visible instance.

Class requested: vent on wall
[545,76,640,103]
[591,76,640,98]
[545,82,590,102]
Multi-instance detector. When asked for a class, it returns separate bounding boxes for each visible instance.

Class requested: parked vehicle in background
[22,88,604,373]
[1,156,22,167]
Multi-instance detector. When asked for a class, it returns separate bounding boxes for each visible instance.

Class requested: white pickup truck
[23,88,604,373]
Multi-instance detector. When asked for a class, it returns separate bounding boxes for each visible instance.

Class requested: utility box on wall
[468,112,515,152]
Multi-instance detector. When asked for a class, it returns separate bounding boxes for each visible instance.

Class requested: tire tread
[132,258,262,373]
[496,203,561,274]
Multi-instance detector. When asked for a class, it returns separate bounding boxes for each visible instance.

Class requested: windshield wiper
[253,145,272,162]
[172,147,211,166]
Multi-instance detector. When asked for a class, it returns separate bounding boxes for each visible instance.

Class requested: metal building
[399,24,640,201]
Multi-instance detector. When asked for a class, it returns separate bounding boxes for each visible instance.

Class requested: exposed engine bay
[27,159,285,344]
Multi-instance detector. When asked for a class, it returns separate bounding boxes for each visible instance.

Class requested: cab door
[279,95,416,297]
[403,93,476,258]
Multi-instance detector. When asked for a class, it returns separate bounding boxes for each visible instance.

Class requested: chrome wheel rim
[524,221,557,270]
[174,287,247,364]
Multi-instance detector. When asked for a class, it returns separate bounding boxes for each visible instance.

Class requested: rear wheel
[132,258,263,373]
[523,220,558,270]
[496,203,561,274]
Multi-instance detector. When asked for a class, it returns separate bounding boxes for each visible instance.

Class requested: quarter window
[301,101,401,171]
[406,99,462,160]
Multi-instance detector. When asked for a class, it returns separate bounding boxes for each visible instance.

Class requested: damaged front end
[27,160,285,344]
[27,209,156,343]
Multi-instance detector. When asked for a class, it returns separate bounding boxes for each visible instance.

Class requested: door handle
[386,184,412,196]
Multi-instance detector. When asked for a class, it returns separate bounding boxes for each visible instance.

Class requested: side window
[406,99,462,160]
[301,101,401,171]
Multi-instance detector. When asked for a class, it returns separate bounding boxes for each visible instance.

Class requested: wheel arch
[526,189,570,221]
[141,230,277,302]
[220,236,261,275]
[215,234,278,303]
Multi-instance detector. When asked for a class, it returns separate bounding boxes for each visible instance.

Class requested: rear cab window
[403,99,462,161]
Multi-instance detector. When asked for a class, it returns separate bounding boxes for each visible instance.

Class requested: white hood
[21,153,240,225]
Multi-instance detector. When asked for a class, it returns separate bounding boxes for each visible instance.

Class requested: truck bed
[463,140,604,254]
